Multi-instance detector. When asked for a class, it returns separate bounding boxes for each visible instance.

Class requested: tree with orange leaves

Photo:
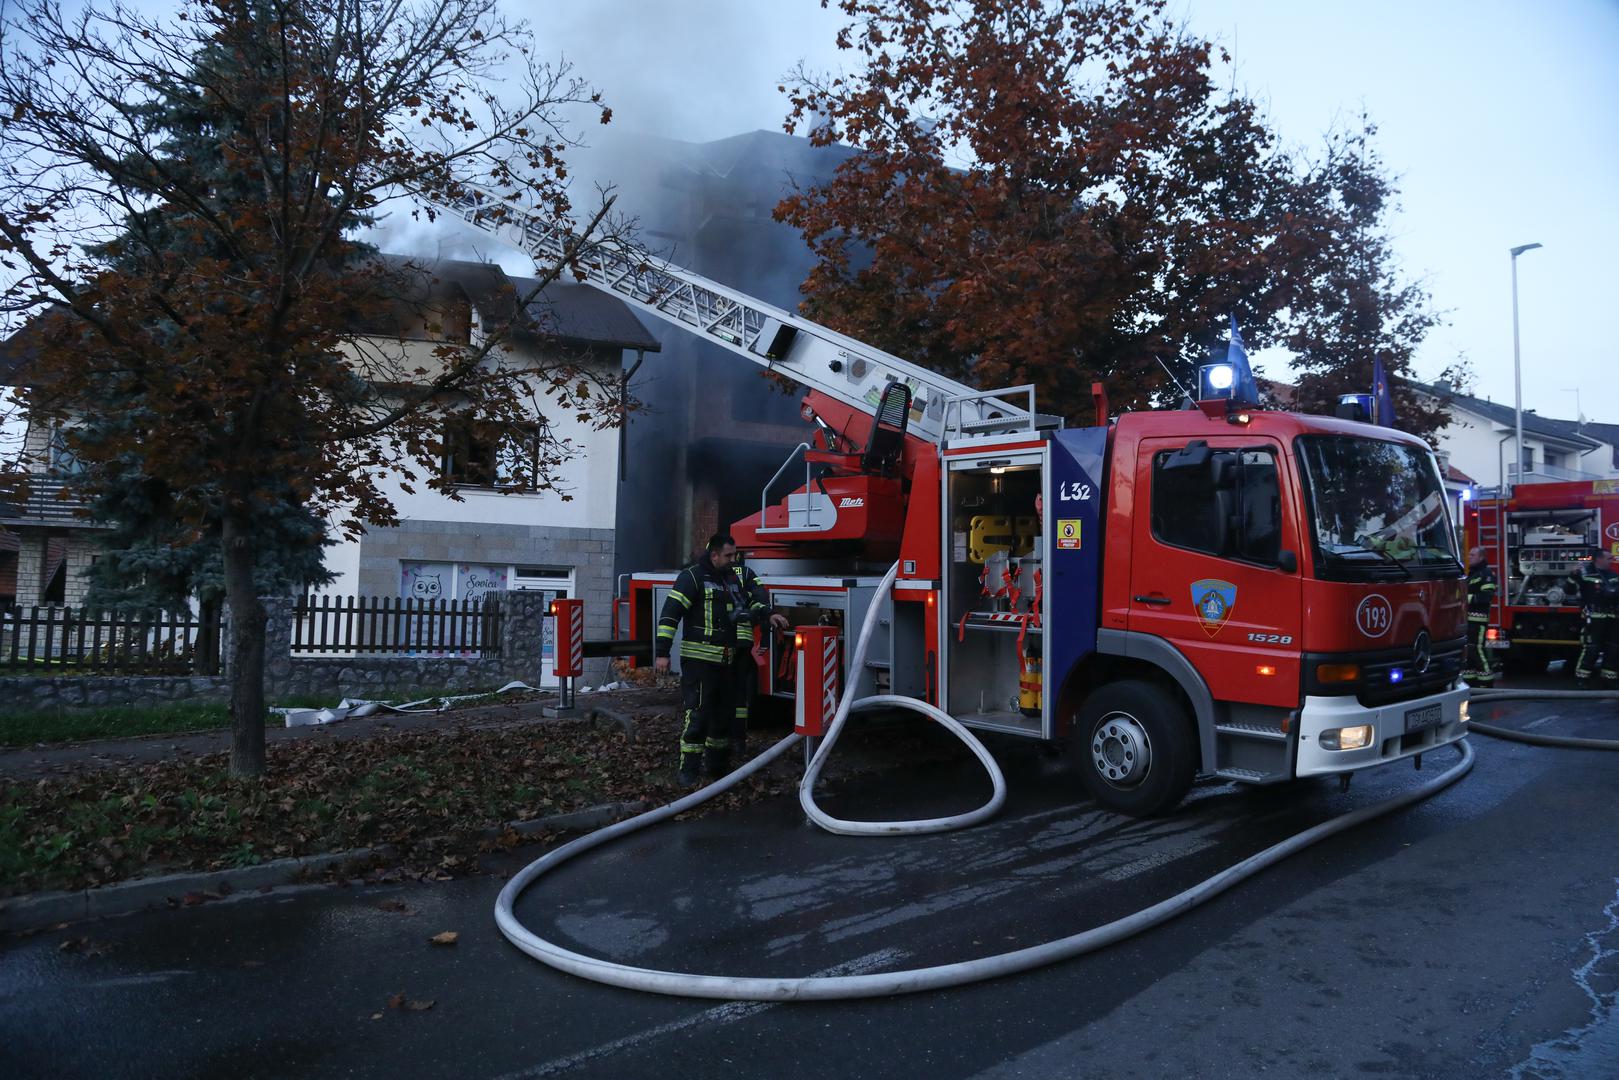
[779,0,1450,439]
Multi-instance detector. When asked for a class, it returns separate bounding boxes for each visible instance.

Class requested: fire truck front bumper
[1295,685,1469,777]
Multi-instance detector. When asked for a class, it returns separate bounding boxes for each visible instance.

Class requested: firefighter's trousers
[1464,616,1496,684]
[1575,612,1619,683]
[678,655,735,770]
[731,648,760,746]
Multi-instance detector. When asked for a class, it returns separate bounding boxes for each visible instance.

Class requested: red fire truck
[441,184,1471,816]
[1463,480,1619,671]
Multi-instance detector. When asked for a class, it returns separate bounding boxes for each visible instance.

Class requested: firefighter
[1563,548,1619,687]
[654,534,786,786]
[1464,546,1497,686]
[729,556,781,761]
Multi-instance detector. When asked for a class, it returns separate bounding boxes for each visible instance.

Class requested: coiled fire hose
[494,563,1475,1000]
[1464,688,1619,751]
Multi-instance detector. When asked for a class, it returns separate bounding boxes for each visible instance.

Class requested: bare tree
[0,0,627,774]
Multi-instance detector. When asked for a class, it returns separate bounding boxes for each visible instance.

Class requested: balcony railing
[0,475,110,528]
[1506,462,1612,484]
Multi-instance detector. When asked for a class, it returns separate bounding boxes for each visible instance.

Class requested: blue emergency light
[1199,363,1235,398]
[1336,393,1374,422]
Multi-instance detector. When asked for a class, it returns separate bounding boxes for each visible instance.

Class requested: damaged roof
[355,255,662,353]
[0,254,660,386]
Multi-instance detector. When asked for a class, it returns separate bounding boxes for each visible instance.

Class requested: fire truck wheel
[1071,680,1196,817]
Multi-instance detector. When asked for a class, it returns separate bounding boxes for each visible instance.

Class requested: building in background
[0,258,658,686]
[1411,383,1617,496]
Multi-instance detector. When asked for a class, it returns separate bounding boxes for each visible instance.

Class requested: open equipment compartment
[943,448,1047,734]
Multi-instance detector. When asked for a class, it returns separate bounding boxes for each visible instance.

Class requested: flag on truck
[1227,315,1260,405]
[1372,357,1397,428]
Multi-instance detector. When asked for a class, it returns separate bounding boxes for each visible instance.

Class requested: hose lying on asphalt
[493,739,1474,1000]
[799,562,1007,836]
[1464,688,1619,751]
[493,559,1475,1000]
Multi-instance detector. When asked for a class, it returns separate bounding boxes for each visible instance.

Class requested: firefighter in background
[654,534,786,786]
[730,555,781,760]
[1562,548,1619,687]
[1464,546,1497,686]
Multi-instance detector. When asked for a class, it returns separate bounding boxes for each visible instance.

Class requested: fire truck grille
[1356,640,1465,707]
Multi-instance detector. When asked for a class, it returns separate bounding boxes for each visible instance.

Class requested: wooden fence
[292,595,504,656]
[0,605,223,674]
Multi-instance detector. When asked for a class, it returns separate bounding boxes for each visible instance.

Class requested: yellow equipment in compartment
[1018,654,1042,716]
[968,515,1016,564]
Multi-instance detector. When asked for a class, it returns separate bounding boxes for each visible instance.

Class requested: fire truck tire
[1071,680,1197,817]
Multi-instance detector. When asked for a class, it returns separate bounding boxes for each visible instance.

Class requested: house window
[442,416,544,490]
[1521,447,1535,472]
[47,423,84,476]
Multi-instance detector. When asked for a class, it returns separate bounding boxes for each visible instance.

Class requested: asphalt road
[2,691,1616,1079]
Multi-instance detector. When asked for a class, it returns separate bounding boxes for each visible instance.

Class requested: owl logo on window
[411,574,443,601]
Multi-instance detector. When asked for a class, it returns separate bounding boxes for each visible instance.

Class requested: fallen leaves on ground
[429,931,458,946]
[1,691,961,898]
[0,699,803,897]
[387,992,436,1012]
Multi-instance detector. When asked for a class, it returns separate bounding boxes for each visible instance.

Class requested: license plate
[1404,703,1443,733]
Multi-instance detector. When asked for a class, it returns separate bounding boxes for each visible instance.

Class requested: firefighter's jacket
[655,559,771,662]
[730,564,771,645]
[1466,562,1497,623]
[1561,562,1619,617]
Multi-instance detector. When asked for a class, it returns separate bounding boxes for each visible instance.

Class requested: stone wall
[0,675,229,712]
[0,588,560,713]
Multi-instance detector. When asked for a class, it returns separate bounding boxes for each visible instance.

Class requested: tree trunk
[195,595,222,676]
[221,512,267,777]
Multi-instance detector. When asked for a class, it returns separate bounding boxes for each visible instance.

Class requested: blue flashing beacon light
[1336,393,1375,422]
[1198,362,1236,399]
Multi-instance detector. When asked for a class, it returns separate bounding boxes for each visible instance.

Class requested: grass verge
[0,685,522,747]
[0,703,231,748]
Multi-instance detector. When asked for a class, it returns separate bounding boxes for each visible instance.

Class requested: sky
[494,0,1619,425]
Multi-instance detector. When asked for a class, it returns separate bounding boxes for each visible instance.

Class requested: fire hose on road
[493,562,1477,1001]
[1464,687,1619,751]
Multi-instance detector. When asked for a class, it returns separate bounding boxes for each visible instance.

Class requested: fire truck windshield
[1295,435,1460,578]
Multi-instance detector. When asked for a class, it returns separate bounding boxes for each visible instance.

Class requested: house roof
[359,255,661,353]
[507,277,662,353]
[1411,383,1605,452]
[0,255,660,387]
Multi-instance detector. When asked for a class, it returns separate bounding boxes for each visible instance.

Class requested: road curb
[0,800,646,934]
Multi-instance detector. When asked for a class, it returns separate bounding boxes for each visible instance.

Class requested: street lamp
[1510,242,1542,491]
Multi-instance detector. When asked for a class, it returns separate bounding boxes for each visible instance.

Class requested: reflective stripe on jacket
[656,560,749,661]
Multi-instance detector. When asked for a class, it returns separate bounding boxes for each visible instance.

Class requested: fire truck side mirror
[1277,549,1298,573]
[1162,440,1211,470]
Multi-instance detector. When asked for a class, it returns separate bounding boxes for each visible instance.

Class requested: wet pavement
[2,690,1616,1079]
